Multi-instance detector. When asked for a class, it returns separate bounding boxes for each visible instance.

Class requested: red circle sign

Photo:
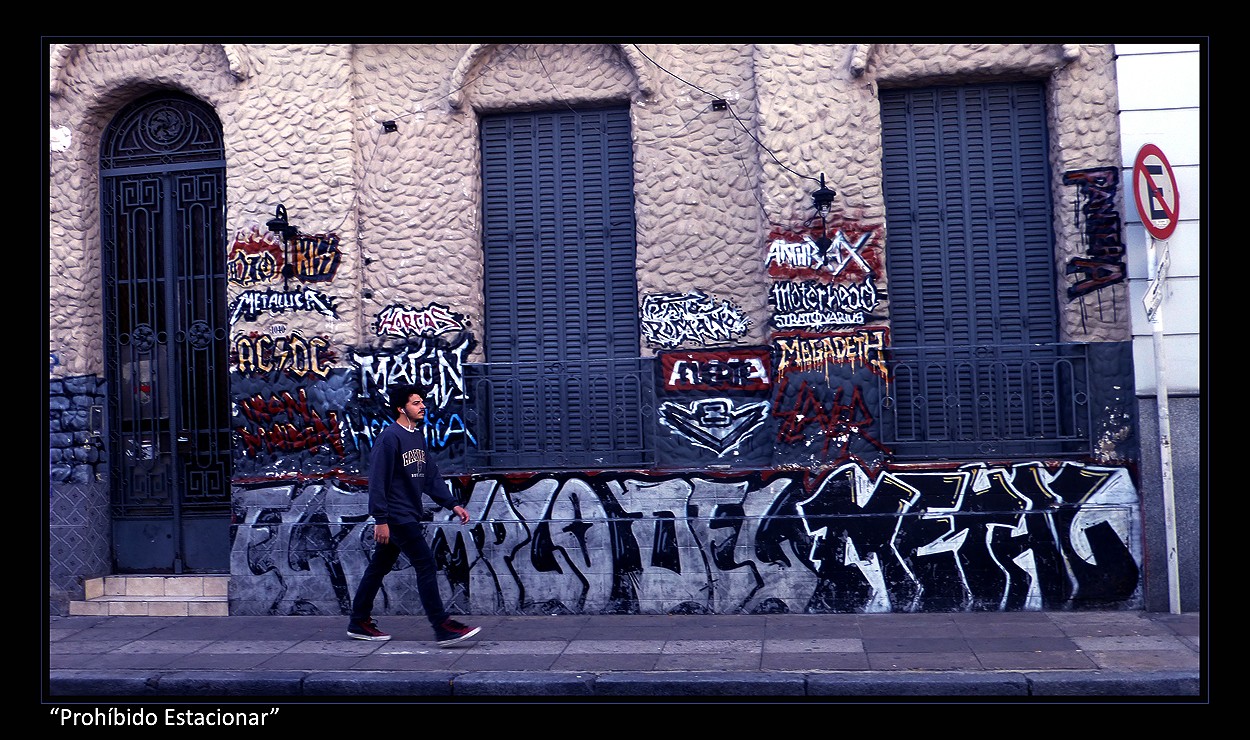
[1132,143,1180,240]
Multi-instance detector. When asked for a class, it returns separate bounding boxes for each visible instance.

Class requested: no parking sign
[1132,143,1180,240]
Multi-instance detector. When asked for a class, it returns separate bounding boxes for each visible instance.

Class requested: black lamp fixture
[265,203,301,286]
[810,173,837,259]
[382,120,399,134]
[811,173,837,218]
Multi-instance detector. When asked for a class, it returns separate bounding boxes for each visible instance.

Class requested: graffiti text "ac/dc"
[233,331,334,378]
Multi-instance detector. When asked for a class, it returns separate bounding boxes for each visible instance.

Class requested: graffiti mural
[1063,167,1127,299]
[373,301,467,339]
[773,328,890,382]
[227,226,283,287]
[660,348,771,391]
[236,387,347,459]
[228,462,1142,616]
[771,375,889,470]
[768,278,882,330]
[764,222,882,281]
[229,286,339,324]
[640,291,752,349]
[349,333,477,452]
[232,330,335,379]
[658,398,769,456]
[286,233,343,283]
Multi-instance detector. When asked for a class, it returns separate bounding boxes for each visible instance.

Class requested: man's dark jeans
[349,520,448,628]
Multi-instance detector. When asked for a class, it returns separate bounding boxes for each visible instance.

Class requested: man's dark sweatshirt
[368,420,458,526]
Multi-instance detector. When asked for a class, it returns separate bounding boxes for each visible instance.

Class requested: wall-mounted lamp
[810,173,838,260]
[811,173,837,218]
[265,203,300,287]
[382,120,399,134]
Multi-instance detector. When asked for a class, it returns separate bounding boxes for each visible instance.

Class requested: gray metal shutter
[476,107,652,469]
[880,83,1085,458]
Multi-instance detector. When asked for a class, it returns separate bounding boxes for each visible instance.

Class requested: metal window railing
[458,344,1094,472]
[869,342,1094,459]
[460,357,658,472]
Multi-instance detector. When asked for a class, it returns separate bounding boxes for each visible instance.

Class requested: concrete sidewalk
[47,610,1203,700]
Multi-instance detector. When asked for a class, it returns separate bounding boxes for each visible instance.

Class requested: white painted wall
[1116,43,1202,395]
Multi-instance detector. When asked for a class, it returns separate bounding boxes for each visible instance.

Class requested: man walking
[347,383,481,647]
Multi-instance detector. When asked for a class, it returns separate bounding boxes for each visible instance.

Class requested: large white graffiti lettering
[352,334,472,409]
[661,349,771,391]
[765,231,875,277]
[229,462,1142,616]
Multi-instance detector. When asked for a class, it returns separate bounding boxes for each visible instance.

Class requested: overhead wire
[629,44,823,188]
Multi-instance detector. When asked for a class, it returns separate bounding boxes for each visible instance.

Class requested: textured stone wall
[50,41,1125,373]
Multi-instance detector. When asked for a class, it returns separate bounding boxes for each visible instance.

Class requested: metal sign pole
[1146,235,1181,614]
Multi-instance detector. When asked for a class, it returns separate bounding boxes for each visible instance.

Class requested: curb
[48,669,1201,698]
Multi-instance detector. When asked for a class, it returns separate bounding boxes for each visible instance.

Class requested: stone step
[68,575,229,617]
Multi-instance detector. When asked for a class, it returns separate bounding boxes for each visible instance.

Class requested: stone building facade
[49,42,1171,617]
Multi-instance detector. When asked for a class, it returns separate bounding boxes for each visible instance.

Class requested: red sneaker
[434,618,481,647]
[347,618,391,641]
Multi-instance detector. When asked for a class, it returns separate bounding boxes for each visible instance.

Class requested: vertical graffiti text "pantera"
[1063,167,1126,298]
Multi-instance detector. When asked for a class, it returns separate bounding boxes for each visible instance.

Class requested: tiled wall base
[69,575,229,617]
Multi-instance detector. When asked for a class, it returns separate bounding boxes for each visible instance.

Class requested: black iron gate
[100,92,232,573]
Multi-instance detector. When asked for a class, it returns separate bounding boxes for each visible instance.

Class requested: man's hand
[372,522,390,544]
[452,505,471,524]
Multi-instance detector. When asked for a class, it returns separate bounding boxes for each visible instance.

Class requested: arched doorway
[100,91,232,573]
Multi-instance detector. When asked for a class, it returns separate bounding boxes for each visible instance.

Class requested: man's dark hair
[387,384,424,414]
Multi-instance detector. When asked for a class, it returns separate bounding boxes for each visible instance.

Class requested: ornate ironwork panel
[101,92,231,522]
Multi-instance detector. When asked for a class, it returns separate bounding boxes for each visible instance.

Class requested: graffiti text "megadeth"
[774,328,889,381]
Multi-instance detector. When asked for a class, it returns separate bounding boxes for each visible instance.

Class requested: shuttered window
[880,83,1087,458]
[473,106,653,470]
